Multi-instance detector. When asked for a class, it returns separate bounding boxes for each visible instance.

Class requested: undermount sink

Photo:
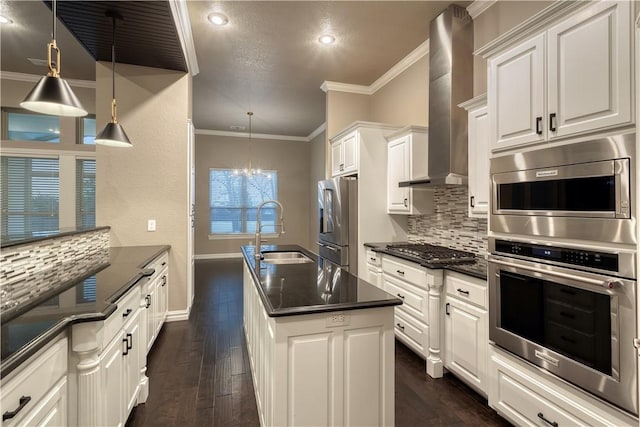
[261,251,313,264]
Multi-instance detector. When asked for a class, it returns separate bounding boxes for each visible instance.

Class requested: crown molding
[458,93,487,111]
[467,1,497,20]
[195,128,309,142]
[169,0,199,76]
[307,122,327,141]
[474,1,587,58]
[321,39,429,96]
[0,71,96,88]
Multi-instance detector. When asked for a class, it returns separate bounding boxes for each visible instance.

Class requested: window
[3,109,60,142]
[76,159,96,227]
[1,156,60,237]
[79,116,96,144]
[209,169,278,236]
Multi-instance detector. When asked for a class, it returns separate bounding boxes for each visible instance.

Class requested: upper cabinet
[487,1,633,153]
[331,129,359,177]
[385,126,433,215]
[459,95,490,217]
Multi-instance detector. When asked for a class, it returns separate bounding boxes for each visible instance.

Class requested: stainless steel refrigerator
[318,177,358,273]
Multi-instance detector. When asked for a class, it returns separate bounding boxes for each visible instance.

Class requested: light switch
[147,219,156,232]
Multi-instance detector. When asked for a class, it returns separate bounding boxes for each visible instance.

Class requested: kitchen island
[241,244,402,427]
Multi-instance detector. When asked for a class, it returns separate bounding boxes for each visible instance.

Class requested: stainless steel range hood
[400,4,473,188]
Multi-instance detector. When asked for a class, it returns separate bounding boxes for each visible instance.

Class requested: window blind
[209,169,278,234]
[75,159,96,228]
[1,156,60,236]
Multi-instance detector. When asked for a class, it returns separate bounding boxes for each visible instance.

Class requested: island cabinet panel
[242,260,395,426]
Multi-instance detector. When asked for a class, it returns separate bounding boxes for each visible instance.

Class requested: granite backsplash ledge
[0,228,110,313]
[408,186,488,257]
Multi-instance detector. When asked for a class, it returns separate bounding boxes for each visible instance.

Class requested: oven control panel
[494,240,619,272]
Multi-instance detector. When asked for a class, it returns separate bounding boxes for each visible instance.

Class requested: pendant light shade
[95,11,132,148]
[20,0,87,117]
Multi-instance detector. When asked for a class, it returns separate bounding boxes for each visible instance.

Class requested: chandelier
[233,112,266,177]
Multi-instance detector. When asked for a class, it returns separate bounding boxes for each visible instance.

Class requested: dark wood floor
[127,259,512,426]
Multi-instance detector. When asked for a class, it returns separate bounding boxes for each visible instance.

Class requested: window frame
[1,107,62,143]
[77,114,97,145]
[208,168,279,240]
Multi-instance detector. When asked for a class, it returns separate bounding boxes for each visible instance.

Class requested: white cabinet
[122,309,141,418]
[381,254,445,378]
[459,95,490,217]
[489,345,636,427]
[385,126,433,215]
[330,129,359,176]
[101,329,124,427]
[242,260,396,426]
[1,335,68,427]
[488,1,632,152]
[364,248,383,289]
[443,272,488,397]
[144,251,169,354]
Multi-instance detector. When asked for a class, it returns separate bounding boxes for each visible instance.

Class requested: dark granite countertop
[1,225,111,249]
[365,242,488,281]
[241,245,403,317]
[1,245,170,378]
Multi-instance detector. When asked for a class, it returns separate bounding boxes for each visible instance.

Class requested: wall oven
[490,133,636,244]
[488,237,637,415]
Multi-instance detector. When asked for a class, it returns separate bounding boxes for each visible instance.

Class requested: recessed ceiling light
[318,34,336,45]
[0,15,13,24]
[208,13,228,26]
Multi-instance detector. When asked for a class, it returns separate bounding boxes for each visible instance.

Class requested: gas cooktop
[384,243,476,267]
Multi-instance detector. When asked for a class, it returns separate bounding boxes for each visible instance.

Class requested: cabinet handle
[123,337,129,356]
[146,295,151,309]
[537,412,558,427]
[470,196,475,208]
[445,302,450,316]
[161,261,167,266]
[396,323,405,331]
[123,308,132,318]
[549,113,557,132]
[396,293,405,300]
[2,396,31,421]
[127,333,133,350]
[340,164,344,171]
[396,269,405,276]
[162,275,167,287]
[403,198,408,207]
[457,288,470,296]
[536,116,543,135]
[370,257,377,262]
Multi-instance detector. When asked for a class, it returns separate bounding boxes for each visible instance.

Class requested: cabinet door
[19,377,68,427]
[146,285,156,354]
[547,1,632,138]
[331,140,343,176]
[444,297,487,395]
[123,310,141,416]
[341,132,358,174]
[158,273,168,330]
[102,333,124,427]
[387,137,410,213]
[489,34,545,151]
[468,105,490,217]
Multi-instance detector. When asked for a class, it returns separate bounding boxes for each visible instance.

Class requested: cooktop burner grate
[385,243,476,266]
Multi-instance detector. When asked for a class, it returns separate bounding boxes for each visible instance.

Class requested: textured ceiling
[1,1,472,138]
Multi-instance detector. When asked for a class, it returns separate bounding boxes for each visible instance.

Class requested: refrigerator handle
[319,208,324,233]
[323,189,333,233]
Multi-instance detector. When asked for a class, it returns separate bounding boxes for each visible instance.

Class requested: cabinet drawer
[382,256,426,288]
[445,273,487,309]
[384,276,427,324]
[494,369,587,426]
[365,249,382,267]
[395,309,428,357]
[146,252,169,281]
[1,336,67,426]
[104,285,141,346]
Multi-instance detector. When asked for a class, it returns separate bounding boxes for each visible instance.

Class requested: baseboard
[166,308,190,322]
[194,253,242,260]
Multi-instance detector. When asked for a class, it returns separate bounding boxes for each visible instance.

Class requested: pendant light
[233,112,261,176]
[95,11,132,147]
[20,0,87,117]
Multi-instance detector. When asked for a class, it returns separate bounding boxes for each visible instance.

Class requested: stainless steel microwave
[490,133,636,244]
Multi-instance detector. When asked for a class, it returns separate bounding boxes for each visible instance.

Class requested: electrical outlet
[147,219,156,232]
[326,313,350,327]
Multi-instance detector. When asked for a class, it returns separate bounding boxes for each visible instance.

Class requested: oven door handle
[489,257,616,289]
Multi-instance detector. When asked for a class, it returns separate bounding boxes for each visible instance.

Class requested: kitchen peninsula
[241,244,401,426]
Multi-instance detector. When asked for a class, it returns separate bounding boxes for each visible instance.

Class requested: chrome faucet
[255,200,285,258]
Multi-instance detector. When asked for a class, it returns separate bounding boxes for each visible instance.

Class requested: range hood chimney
[400,4,473,188]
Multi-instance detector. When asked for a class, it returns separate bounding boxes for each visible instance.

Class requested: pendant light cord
[52,0,56,41]
[111,15,116,101]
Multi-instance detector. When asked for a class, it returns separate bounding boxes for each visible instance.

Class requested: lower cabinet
[144,252,169,354]
[364,248,383,289]
[243,261,396,426]
[443,271,488,397]
[489,345,636,427]
[1,335,68,427]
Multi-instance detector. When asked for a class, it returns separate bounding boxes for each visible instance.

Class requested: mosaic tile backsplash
[408,185,488,257]
[0,229,110,313]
